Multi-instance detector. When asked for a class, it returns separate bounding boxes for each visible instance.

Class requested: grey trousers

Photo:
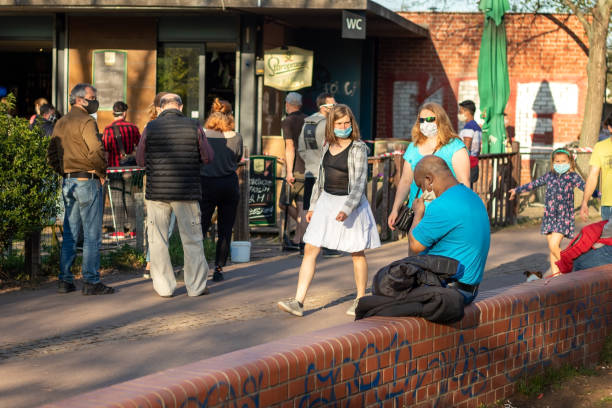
[146,199,208,297]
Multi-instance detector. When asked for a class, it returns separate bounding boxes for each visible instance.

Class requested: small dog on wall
[524,271,543,282]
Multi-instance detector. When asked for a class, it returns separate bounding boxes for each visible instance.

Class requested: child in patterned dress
[509,149,585,276]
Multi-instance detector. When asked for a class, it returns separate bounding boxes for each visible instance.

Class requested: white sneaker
[346,298,359,316]
[278,299,304,317]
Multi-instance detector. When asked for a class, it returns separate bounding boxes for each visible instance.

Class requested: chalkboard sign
[249,155,277,226]
[92,50,127,110]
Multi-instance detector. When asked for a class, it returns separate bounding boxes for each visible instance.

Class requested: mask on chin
[421,189,437,202]
[458,113,467,122]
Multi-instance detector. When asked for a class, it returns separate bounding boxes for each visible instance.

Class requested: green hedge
[0,95,60,279]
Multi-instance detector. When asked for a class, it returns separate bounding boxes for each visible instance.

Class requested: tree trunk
[577,10,609,172]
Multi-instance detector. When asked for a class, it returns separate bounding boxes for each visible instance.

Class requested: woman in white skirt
[278,104,381,317]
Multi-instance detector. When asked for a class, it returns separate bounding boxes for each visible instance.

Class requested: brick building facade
[376,12,590,182]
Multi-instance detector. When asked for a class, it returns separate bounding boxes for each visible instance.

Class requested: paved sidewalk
[0,223,567,408]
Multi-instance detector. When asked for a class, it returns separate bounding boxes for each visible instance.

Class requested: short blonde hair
[411,102,459,149]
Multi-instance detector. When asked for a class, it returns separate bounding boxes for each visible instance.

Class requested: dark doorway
[0,45,52,119]
[204,47,236,114]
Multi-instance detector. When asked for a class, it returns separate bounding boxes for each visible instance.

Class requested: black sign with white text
[342,10,366,40]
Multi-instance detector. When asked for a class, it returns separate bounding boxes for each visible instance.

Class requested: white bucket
[230,241,251,263]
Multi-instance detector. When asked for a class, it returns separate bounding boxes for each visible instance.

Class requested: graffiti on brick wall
[504,282,610,382]
[178,288,609,408]
[515,81,578,152]
[392,76,444,139]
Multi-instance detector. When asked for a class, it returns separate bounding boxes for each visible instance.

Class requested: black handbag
[393,187,420,232]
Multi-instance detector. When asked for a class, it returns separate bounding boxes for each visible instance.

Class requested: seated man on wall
[409,155,491,304]
[356,156,491,322]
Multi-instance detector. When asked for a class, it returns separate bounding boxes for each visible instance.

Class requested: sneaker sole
[277,302,303,317]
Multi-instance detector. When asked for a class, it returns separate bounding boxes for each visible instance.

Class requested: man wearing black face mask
[48,83,113,295]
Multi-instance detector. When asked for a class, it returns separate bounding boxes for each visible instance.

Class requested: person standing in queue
[278,104,381,317]
[280,92,307,251]
[47,83,114,295]
[200,98,243,282]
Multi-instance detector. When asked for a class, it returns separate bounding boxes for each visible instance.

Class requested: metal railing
[473,152,521,226]
[19,149,521,279]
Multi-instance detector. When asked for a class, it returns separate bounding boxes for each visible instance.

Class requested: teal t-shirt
[412,184,490,285]
[402,138,466,207]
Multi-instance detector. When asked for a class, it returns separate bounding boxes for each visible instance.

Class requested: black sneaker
[283,235,300,251]
[57,280,76,293]
[212,265,224,282]
[82,282,115,295]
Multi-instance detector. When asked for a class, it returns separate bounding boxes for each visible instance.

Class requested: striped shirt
[102,119,142,167]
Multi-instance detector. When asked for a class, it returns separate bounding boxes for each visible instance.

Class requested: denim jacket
[309,140,369,216]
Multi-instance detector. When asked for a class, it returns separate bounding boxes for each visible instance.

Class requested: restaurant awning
[0,0,427,38]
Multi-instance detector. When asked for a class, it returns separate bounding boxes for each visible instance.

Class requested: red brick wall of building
[376,13,589,183]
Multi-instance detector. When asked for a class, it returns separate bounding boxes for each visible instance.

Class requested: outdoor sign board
[342,10,366,40]
[92,50,127,110]
[263,46,313,91]
[249,156,277,226]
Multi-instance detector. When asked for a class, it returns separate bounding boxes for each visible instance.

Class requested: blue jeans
[574,246,612,271]
[602,206,612,222]
[59,178,103,284]
[457,288,478,305]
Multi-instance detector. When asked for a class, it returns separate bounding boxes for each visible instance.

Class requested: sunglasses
[418,116,436,123]
[321,103,336,109]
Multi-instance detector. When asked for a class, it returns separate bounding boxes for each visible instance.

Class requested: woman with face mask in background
[278,104,381,318]
[388,102,470,231]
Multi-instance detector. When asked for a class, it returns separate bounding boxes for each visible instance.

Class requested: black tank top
[323,142,351,196]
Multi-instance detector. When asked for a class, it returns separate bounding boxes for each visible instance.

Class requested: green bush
[0,95,60,279]
[168,233,216,267]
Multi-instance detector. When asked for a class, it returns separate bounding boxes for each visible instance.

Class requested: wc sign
[342,10,366,39]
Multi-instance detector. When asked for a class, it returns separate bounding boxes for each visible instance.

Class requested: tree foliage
[0,94,60,256]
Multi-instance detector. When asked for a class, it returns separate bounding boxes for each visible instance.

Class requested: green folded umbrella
[478,0,510,154]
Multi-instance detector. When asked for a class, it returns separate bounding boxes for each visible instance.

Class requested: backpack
[303,115,325,150]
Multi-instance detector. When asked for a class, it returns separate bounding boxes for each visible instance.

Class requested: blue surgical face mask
[553,163,571,174]
[334,126,352,138]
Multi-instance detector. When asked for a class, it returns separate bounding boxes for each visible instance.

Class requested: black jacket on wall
[355,255,466,323]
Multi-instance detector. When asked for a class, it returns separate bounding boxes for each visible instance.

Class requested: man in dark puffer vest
[137,93,213,297]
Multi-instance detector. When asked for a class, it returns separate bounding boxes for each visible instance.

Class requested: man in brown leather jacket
[47,83,114,295]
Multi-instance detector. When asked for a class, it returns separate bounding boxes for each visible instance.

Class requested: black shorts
[303,176,316,211]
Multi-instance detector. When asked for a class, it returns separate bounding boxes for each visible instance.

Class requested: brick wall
[43,266,612,408]
[376,13,589,183]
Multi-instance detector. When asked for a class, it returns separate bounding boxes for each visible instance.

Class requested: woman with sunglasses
[278,104,381,317]
[388,102,470,230]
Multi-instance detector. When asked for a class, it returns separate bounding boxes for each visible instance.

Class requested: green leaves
[0,94,60,254]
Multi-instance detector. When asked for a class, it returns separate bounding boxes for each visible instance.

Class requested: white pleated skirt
[303,191,381,253]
